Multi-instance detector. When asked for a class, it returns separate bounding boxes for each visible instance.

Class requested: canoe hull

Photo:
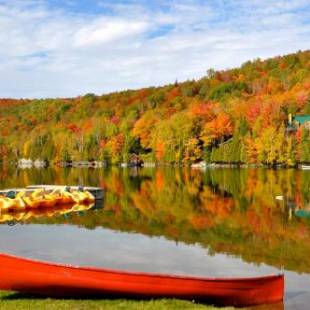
[0,253,284,306]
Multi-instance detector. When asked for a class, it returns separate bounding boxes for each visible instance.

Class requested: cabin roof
[294,115,310,124]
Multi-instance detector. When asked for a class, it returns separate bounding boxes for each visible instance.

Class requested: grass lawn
[0,291,233,310]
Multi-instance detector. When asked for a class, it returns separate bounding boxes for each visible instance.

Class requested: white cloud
[74,18,149,47]
[0,0,309,98]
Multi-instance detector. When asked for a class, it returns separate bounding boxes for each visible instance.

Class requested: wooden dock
[0,185,104,200]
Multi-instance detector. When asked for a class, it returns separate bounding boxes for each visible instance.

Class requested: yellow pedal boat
[0,188,95,212]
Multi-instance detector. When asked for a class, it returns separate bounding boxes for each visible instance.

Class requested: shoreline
[12,158,310,170]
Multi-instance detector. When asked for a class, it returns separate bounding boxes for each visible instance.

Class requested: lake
[0,166,309,309]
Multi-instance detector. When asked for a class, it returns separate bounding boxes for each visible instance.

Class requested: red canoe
[0,253,284,307]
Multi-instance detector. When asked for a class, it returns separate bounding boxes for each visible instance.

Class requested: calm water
[0,167,309,309]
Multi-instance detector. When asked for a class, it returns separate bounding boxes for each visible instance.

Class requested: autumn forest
[0,50,309,166]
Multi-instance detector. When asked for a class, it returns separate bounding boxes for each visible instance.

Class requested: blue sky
[0,0,309,98]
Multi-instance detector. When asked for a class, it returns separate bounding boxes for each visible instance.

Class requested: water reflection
[0,167,309,308]
[0,167,309,274]
[0,203,95,224]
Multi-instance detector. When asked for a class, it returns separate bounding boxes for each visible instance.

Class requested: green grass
[0,291,232,310]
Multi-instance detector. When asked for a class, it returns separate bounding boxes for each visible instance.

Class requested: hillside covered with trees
[0,50,309,166]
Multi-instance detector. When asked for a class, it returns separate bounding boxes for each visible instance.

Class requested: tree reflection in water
[0,166,309,273]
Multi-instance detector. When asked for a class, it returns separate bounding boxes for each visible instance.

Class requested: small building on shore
[287,114,310,132]
[293,115,310,130]
[34,159,48,168]
[18,158,33,168]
